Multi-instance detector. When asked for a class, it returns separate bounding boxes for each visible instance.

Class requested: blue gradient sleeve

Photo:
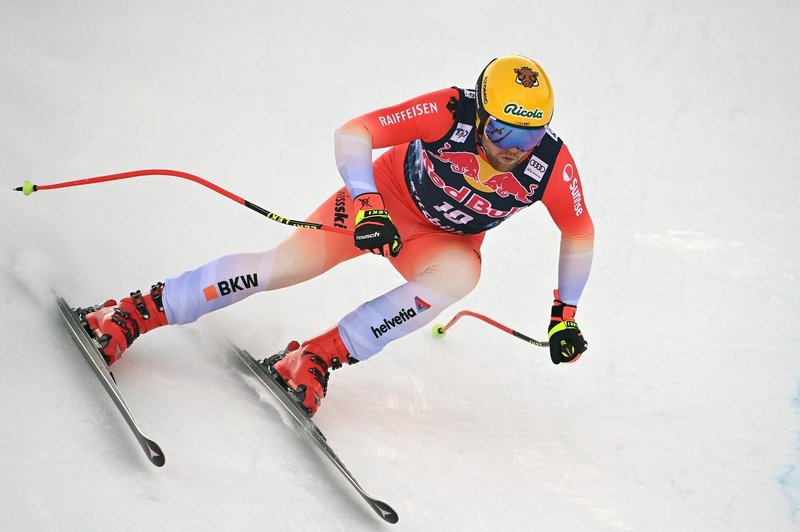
[334,128,377,199]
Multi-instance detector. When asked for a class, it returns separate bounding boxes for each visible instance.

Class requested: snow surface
[2,1,799,531]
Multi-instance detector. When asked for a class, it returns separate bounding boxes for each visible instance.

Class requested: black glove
[548,290,588,364]
[353,193,403,257]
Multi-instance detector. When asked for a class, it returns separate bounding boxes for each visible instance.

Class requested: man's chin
[490,158,518,171]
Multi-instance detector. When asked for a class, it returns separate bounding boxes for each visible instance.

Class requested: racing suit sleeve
[540,144,595,306]
[334,88,458,198]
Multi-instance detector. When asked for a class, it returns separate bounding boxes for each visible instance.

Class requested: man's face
[480,133,530,171]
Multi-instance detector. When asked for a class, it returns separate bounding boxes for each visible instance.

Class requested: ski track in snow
[2,1,800,531]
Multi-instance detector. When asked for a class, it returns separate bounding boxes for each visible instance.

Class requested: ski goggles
[484,116,548,151]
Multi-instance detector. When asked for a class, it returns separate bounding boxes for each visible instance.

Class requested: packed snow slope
[1,1,799,531]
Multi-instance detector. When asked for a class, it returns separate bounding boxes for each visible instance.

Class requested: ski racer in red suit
[83,55,595,416]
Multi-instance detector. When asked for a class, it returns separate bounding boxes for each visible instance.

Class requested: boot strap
[111,308,139,346]
[130,283,166,321]
[130,290,150,320]
[150,282,165,313]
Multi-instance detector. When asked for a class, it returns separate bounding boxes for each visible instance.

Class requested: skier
[83,55,595,416]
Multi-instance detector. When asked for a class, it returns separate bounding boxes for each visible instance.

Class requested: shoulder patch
[450,122,473,143]
[524,154,548,182]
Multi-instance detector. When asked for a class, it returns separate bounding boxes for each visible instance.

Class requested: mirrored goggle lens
[484,117,547,151]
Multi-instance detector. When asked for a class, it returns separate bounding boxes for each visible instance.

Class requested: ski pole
[13,169,354,236]
[432,310,549,347]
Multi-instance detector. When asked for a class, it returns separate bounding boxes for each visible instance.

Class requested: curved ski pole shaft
[13,169,353,236]
[433,310,549,347]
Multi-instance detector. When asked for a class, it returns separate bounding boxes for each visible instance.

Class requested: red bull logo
[429,144,481,181]
[425,143,538,205]
[483,172,538,204]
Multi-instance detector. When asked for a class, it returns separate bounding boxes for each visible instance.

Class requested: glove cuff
[551,289,577,322]
[353,192,385,212]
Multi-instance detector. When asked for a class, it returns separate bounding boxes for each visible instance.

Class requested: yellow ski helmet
[476,55,554,130]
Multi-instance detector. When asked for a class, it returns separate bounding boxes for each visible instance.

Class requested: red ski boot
[267,326,356,416]
[83,283,169,365]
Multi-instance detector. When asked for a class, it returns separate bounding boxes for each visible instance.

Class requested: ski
[231,343,399,524]
[55,296,165,467]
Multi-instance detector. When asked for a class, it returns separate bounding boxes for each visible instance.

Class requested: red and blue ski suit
[161,87,595,361]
